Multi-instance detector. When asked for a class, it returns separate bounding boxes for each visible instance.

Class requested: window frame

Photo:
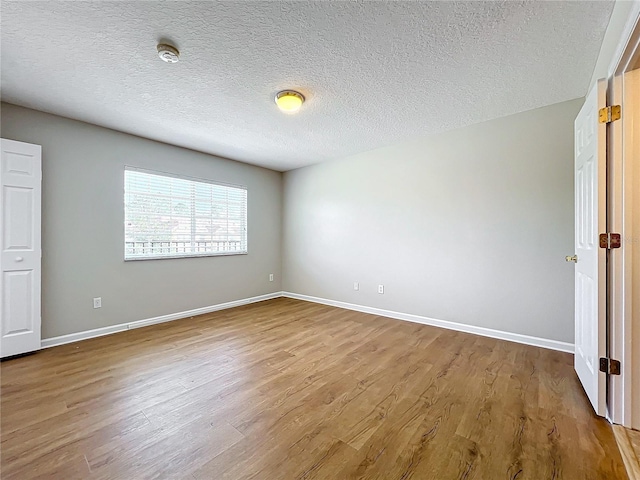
[123,166,248,261]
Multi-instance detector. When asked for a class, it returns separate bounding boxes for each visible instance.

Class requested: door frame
[607,2,640,428]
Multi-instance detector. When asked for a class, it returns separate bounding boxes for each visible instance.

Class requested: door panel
[573,80,607,416]
[4,186,34,250]
[2,270,34,335]
[0,139,41,358]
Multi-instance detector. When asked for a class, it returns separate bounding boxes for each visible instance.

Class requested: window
[124,168,247,260]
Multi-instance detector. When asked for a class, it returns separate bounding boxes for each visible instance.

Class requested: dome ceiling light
[275,90,305,113]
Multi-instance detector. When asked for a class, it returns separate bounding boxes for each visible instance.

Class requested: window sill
[124,251,248,261]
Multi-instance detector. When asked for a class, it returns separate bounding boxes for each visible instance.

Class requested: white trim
[124,251,248,262]
[609,72,626,425]
[608,1,640,78]
[40,292,282,349]
[282,292,574,354]
[39,291,574,354]
[608,2,640,428]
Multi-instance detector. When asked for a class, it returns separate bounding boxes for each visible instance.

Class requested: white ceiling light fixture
[275,90,305,113]
[157,43,180,63]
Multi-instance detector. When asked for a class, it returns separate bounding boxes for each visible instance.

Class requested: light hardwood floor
[614,425,640,479]
[0,298,628,479]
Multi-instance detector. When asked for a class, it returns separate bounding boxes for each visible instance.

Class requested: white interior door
[573,80,607,416]
[0,139,42,358]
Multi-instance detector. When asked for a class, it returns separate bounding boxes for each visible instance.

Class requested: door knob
[565,255,578,263]
[15,256,24,262]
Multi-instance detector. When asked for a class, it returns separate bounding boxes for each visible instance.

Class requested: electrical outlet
[354,282,359,291]
[378,285,384,294]
[93,297,102,309]
[269,273,274,282]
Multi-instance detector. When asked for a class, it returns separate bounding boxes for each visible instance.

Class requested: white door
[573,80,607,416]
[0,139,42,358]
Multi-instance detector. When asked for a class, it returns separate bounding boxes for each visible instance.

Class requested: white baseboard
[40,290,574,354]
[281,292,574,354]
[40,292,283,349]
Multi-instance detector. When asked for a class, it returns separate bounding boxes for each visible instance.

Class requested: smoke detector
[157,44,180,63]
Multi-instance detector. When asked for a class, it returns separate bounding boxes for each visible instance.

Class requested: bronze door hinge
[599,357,621,375]
[599,105,621,123]
[599,233,621,249]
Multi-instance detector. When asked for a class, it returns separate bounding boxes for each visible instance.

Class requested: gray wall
[283,98,583,343]
[1,97,583,343]
[1,103,282,339]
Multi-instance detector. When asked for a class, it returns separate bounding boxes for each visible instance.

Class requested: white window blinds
[124,168,247,260]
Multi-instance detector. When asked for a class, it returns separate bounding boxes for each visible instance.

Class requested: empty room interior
[2,1,640,479]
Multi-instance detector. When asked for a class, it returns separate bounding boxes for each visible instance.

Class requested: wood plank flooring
[0,298,628,479]
[613,425,640,479]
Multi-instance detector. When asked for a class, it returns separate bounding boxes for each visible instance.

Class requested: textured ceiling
[1,1,614,171]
